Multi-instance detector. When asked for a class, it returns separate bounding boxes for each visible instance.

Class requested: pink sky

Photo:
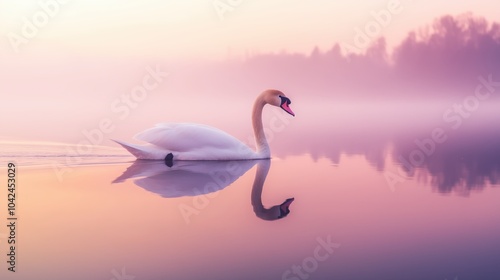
[0,0,499,59]
[0,1,499,144]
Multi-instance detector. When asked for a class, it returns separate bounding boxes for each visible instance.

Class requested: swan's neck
[252,95,270,157]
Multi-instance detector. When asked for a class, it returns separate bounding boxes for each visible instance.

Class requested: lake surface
[1,103,500,280]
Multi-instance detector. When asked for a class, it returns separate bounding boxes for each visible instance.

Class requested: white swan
[113,89,295,160]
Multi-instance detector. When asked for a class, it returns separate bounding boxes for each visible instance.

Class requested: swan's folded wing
[134,123,249,152]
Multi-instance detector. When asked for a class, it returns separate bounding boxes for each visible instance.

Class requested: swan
[113,89,295,160]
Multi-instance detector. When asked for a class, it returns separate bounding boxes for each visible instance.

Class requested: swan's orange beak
[281,102,295,116]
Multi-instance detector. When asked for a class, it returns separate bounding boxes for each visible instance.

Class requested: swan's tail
[112,139,166,160]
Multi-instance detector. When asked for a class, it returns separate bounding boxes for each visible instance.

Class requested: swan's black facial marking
[279,95,295,116]
[279,95,291,106]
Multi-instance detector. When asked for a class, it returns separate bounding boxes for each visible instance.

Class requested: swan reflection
[113,160,256,197]
[251,160,294,220]
[113,159,294,220]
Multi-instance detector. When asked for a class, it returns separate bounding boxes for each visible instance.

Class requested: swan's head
[253,197,295,221]
[263,89,295,117]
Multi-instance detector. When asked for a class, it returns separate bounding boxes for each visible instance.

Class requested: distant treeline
[173,14,500,98]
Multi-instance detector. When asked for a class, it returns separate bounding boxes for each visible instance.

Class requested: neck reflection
[251,160,294,220]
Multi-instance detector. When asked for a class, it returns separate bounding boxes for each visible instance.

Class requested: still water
[1,102,500,280]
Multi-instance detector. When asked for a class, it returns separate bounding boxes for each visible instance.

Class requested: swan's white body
[114,90,294,160]
[114,123,259,160]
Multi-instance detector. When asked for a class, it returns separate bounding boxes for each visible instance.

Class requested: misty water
[1,97,500,280]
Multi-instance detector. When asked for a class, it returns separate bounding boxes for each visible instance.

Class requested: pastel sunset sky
[0,0,498,58]
[0,0,499,144]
